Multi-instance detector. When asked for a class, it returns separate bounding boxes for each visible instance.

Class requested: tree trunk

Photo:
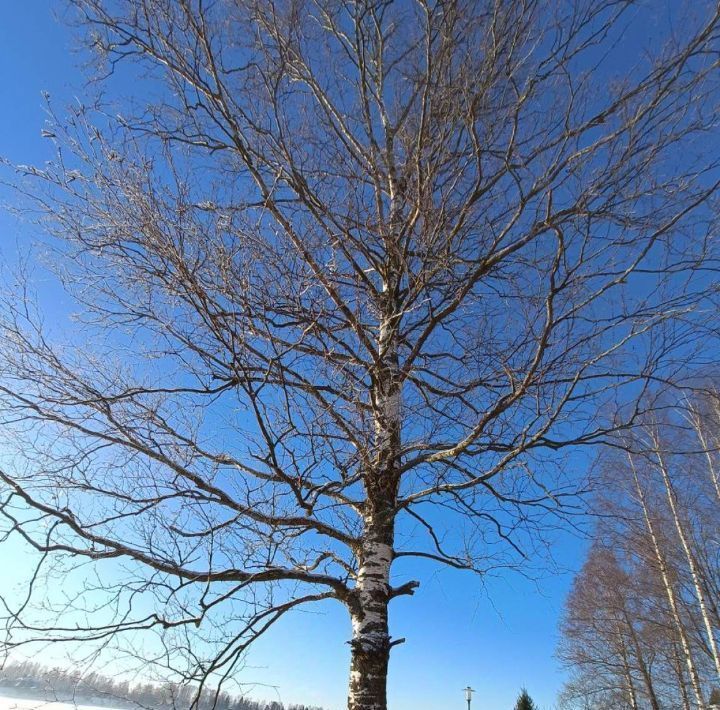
[348,538,393,710]
[652,439,720,682]
[348,301,401,710]
[621,609,660,710]
[672,641,693,710]
[687,403,720,503]
[618,633,640,710]
[629,455,706,710]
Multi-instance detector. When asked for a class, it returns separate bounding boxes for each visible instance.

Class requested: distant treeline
[0,660,324,710]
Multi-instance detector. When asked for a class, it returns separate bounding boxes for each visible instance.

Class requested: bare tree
[645,425,720,682]
[629,452,707,709]
[1,1,720,708]
[559,545,641,710]
[558,524,712,710]
[560,401,720,710]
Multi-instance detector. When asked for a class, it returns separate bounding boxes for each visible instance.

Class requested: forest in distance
[0,662,322,710]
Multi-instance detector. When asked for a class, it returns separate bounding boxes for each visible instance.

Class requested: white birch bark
[650,432,720,682]
[348,540,393,710]
[673,641,694,710]
[629,454,706,710]
[686,401,720,503]
[348,308,401,710]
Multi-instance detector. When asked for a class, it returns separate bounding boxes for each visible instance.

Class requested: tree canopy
[1,1,720,709]
[514,688,537,710]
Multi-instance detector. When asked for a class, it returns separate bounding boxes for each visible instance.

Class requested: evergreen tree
[514,689,537,710]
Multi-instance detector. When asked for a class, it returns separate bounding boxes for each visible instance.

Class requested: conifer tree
[514,689,537,710]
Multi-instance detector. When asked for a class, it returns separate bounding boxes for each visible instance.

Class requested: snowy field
[0,698,122,710]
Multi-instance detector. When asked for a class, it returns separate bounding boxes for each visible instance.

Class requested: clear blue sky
[0,4,588,709]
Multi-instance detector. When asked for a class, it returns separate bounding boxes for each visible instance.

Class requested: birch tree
[629,455,707,709]
[2,1,720,708]
[645,425,720,682]
[560,409,720,710]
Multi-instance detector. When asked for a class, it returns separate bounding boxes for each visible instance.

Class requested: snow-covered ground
[0,697,122,710]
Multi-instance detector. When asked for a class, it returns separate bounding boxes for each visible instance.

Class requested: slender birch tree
[685,394,720,504]
[560,407,720,710]
[646,426,720,682]
[2,1,720,708]
[629,455,706,709]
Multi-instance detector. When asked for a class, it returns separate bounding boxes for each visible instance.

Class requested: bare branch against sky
[1,2,719,709]
[559,395,720,709]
